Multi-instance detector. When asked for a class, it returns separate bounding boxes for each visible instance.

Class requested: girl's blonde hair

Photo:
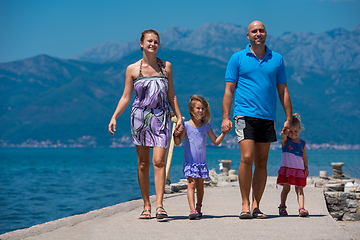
[292,113,304,131]
[188,95,211,123]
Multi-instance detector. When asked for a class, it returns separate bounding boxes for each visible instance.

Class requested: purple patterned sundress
[130,58,170,149]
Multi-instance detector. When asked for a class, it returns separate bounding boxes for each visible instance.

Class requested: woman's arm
[165,61,183,136]
[208,128,226,146]
[108,64,135,136]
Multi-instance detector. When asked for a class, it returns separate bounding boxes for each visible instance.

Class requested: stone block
[349,208,357,213]
[343,212,356,221]
[330,212,344,220]
[325,198,339,205]
[164,185,173,194]
[170,182,187,192]
[326,184,344,192]
[355,212,360,221]
[229,174,238,182]
[176,179,186,184]
[347,199,358,208]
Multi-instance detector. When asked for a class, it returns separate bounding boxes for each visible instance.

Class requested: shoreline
[1,142,360,150]
[1,176,359,240]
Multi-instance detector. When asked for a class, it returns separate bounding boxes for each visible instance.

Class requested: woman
[108,29,183,219]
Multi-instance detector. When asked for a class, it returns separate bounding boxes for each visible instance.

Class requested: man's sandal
[139,209,151,219]
[299,207,309,217]
[156,206,168,219]
[196,203,203,217]
[278,205,288,216]
[189,210,199,220]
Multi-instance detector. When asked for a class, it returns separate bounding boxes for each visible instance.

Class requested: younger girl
[174,95,226,220]
[277,113,309,217]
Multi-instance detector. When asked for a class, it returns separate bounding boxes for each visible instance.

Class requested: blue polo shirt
[225,44,287,121]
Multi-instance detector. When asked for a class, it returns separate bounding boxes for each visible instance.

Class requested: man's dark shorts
[234,115,277,143]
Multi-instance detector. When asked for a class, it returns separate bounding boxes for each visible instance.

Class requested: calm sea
[1,147,359,234]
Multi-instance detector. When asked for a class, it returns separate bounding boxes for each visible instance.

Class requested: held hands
[281,119,292,135]
[108,118,116,136]
[221,119,232,134]
[173,120,183,137]
[281,128,289,135]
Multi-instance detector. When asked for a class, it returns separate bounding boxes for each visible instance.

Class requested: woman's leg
[152,147,167,209]
[187,177,196,211]
[280,183,290,207]
[136,146,151,211]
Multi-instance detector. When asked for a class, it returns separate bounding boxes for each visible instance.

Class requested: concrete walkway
[1,177,359,240]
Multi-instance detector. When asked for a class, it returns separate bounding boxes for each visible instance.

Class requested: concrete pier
[1,177,359,240]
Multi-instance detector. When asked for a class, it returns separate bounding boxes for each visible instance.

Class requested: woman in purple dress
[108,29,183,219]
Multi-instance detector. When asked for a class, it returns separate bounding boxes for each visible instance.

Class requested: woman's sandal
[156,206,168,219]
[299,207,309,217]
[196,203,203,217]
[239,211,252,219]
[252,209,268,219]
[139,209,151,219]
[278,205,288,216]
[189,210,199,220]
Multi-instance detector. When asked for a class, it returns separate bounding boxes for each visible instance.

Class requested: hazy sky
[0,0,359,63]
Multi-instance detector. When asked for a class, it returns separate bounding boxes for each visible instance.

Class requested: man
[221,20,292,219]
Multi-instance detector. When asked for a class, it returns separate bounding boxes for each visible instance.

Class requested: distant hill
[75,22,360,71]
[1,23,360,146]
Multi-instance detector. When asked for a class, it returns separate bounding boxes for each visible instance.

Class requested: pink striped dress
[277,137,307,187]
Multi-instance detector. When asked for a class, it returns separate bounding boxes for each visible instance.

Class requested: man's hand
[221,119,233,134]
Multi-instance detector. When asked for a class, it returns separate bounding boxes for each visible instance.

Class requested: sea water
[1,147,359,234]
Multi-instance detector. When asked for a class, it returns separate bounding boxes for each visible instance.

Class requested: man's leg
[238,139,256,212]
[251,142,271,213]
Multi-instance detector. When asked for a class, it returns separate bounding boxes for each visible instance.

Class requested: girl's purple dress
[130,58,170,149]
[183,121,211,179]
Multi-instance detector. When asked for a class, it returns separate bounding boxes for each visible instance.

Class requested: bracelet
[304,166,308,169]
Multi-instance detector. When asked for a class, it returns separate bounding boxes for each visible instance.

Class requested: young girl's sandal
[299,208,309,217]
[189,210,199,220]
[139,209,151,219]
[278,205,288,216]
[196,203,203,217]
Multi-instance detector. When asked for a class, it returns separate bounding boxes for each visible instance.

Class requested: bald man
[221,21,292,219]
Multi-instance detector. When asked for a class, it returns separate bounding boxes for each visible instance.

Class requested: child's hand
[221,119,232,134]
[306,168,309,177]
[282,119,291,134]
[174,121,183,136]
[281,128,289,135]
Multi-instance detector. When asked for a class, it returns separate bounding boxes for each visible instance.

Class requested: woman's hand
[108,118,117,136]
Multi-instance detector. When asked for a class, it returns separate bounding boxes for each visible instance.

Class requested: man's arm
[221,82,236,133]
[277,83,292,132]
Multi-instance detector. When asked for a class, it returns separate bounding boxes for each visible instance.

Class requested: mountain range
[1,22,359,146]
